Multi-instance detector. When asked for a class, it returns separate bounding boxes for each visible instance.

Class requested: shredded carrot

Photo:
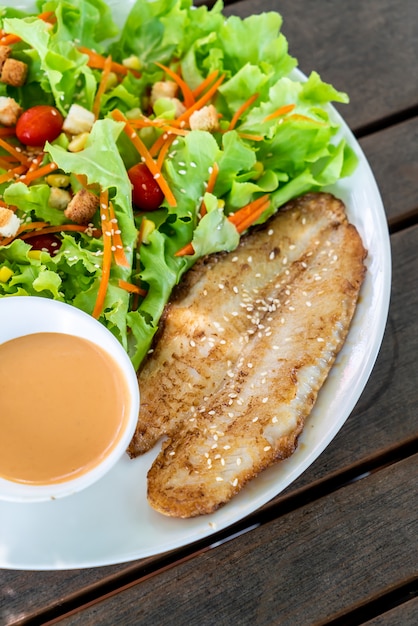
[227,194,270,229]
[0,34,21,46]
[118,279,147,297]
[173,73,225,127]
[92,190,112,319]
[19,161,58,185]
[112,109,177,207]
[0,221,49,246]
[156,134,176,169]
[228,93,259,131]
[93,55,113,119]
[192,70,220,99]
[174,241,194,257]
[0,158,17,171]
[128,117,189,140]
[206,162,219,195]
[0,11,56,46]
[200,162,219,217]
[263,103,296,122]
[108,201,130,267]
[236,133,264,141]
[37,11,57,24]
[15,221,50,233]
[78,46,140,78]
[0,138,30,166]
[287,113,325,125]
[27,153,44,173]
[0,222,98,247]
[0,165,26,184]
[149,131,171,159]
[18,224,99,241]
[154,62,195,109]
[234,198,271,233]
[128,117,167,129]
[175,193,271,256]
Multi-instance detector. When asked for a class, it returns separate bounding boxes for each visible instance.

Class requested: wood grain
[359,118,418,225]
[55,455,418,626]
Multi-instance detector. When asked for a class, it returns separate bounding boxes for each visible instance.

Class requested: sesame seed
[215,476,223,482]
[231,478,238,487]
[236,458,242,466]
[264,446,271,452]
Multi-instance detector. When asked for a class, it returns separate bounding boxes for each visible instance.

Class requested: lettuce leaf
[0,0,358,369]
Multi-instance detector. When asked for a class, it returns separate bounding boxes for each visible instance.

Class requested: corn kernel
[0,266,14,282]
[105,72,118,91]
[68,132,89,153]
[139,218,155,244]
[122,55,141,71]
[45,174,71,188]
[27,250,42,260]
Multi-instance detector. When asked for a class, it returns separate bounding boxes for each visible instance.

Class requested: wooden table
[1,0,417,623]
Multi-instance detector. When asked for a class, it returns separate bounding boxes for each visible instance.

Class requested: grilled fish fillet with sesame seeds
[132,192,367,517]
[129,192,365,459]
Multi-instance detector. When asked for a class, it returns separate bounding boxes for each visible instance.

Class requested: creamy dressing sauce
[0,332,131,484]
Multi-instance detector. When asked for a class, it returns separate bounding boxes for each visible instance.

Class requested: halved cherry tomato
[128,163,164,211]
[16,105,64,147]
[26,233,61,256]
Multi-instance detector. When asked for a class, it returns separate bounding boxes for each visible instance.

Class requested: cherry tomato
[16,105,64,147]
[26,233,61,256]
[128,163,164,211]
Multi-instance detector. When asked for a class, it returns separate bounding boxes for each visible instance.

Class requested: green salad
[0,0,356,369]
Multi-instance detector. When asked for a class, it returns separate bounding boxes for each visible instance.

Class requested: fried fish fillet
[129,192,367,517]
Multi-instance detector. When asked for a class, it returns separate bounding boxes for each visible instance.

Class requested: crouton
[0,207,20,238]
[0,96,22,127]
[0,46,11,71]
[189,104,219,132]
[62,104,95,135]
[64,189,99,225]
[1,58,28,87]
[150,81,178,105]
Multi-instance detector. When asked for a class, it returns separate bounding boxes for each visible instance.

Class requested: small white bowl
[0,296,140,503]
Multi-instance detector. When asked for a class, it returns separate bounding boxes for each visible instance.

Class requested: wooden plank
[363,596,418,625]
[359,118,418,224]
[1,216,416,626]
[54,455,418,625]
[223,0,418,132]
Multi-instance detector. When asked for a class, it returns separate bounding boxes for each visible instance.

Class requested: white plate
[1,1,391,570]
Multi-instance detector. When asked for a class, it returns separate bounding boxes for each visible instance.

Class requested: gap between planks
[10,437,418,626]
